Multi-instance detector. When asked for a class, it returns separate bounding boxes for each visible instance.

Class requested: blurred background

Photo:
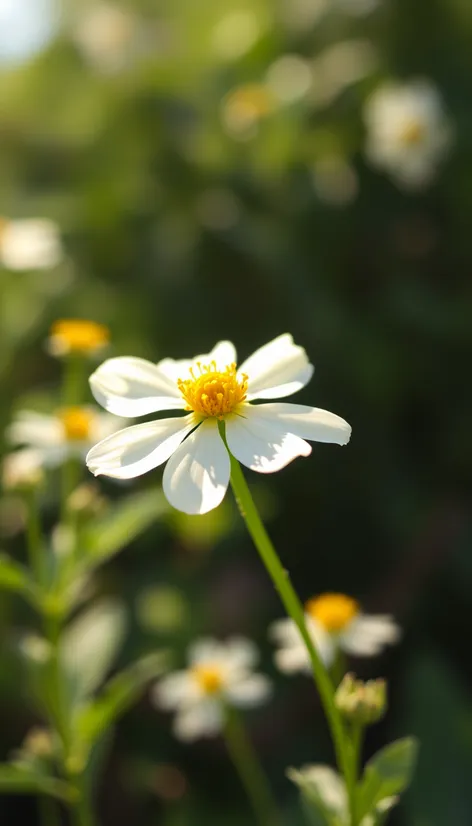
[1,0,472,824]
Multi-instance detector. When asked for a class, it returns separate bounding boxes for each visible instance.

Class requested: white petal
[341,615,400,657]
[225,407,311,474]
[223,637,259,672]
[157,341,237,382]
[6,412,63,448]
[188,638,224,665]
[226,674,272,707]
[239,334,314,400]
[271,616,334,673]
[86,415,195,479]
[248,403,351,446]
[152,672,196,711]
[174,700,223,741]
[89,357,185,417]
[162,419,230,514]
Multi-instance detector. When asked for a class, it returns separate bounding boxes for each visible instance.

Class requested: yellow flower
[47,319,110,358]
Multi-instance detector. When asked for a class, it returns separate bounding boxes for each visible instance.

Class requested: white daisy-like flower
[0,217,63,271]
[271,593,400,674]
[86,334,351,515]
[73,3,139,74]
[7,407,120,468]
[364,79,452,189]
[153,637,271,742]
[2,449,44,490]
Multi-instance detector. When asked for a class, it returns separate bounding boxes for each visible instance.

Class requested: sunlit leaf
[288,764,347,826]
[79,489,167,570]
[356,738,418,822]
[60,599,127,707]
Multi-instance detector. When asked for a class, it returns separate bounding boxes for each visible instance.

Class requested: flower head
[153,637,271,741]
[364,79,452,189]
[0,218,62,271]
[271,592,400,674]
[47,319,110,358]
[86,334,351,514]
[7,407,120,468]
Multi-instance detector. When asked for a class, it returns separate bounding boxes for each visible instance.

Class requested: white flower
[364,79,452,189]
[7,407,120,468]
[271,593,400,674]
[0,218,63,271]
[153,637,271,741]
[2,449,44,490]
[73,3,139,74]
[86,334,351,515]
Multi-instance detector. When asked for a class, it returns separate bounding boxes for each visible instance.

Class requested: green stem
[62,355,86,407]
[346,722,364,826]
[222,438,356,823]
[26,490,44,584]
[224,706,280,826]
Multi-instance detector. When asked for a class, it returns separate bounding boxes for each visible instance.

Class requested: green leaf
[287,765,347,826]
[76,651,168,748]
[356,737,419,822]
[0,764,75,801]
[80,489,167,571]
[61,599,127,707]
[0,554,37,602]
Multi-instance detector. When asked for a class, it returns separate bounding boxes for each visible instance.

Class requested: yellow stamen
[48,319,110,356]
[399,120,425,146]
[57,407,95,441]
[306,593,360,634]
[177,361,248,419]
[191,664,225,695]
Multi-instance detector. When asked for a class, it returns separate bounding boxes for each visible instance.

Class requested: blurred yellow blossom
[47,319,110,358]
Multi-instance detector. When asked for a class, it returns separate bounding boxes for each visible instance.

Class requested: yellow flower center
[49,319,110,355]
[191,664,225,695]
[399,120,425,146]
[57,407,95,441]
[177,361,248,419]
[306,593,360,634]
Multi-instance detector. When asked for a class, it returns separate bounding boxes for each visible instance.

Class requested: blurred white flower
[2,449,44,490]
[0,218,62,271]
[86,334,351,515]
[265,55,312,104]
[364,79,452,189]
[153,637,271,741]
[212,10,261,62]
[311,40,378,108]
[271,593,400,674]
[73,2,139,73]
[7,407,120,468]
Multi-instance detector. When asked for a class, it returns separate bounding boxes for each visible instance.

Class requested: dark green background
[1,0,472,823]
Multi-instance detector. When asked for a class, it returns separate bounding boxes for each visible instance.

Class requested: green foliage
[0,553,38,603]
[60,599,128,708]
[0,764,74,802]
[78,489,168,573]
[356,738,418,823]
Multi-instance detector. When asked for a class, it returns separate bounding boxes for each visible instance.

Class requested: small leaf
[77,651,168,748]
[80,489,167,570]
[288,764,347,826]
[356,737,419,822]
[0,554,37,602]
[61,599,127,708]
[0,763,75,801]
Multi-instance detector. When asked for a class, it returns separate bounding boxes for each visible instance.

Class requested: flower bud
[335,673,387,726]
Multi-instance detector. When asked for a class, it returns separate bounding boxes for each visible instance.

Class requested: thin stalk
[26,489,44,584]
[224,706,280,826]
[220,431,357,823]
